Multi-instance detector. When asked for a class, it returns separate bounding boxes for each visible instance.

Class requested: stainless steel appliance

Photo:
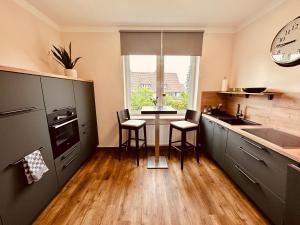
[47,108,80,159]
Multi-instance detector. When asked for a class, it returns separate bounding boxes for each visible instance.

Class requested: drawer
[0,148,58,225]
[224,155,284,225]
[54,142,81,169]
[0,71,44,114]
[56,144,82,188]
[0,110,53,170]
[226,131,296,200]
[41,77,75,114]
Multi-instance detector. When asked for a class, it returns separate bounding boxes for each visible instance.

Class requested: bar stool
[117,109,147,166]
[168,110,202,170]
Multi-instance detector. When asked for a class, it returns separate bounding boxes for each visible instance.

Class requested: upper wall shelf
[218,91,281,100]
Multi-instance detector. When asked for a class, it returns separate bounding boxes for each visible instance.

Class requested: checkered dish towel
[22,150,49,184]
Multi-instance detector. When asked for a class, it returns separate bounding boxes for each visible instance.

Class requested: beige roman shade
[162,32,204,56]
[120,31,161,55]
[120,31,204,56]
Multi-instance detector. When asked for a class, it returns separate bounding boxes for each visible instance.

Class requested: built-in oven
[47,108,80,159]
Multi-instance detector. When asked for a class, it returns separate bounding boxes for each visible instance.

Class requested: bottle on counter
[221,77,228,92]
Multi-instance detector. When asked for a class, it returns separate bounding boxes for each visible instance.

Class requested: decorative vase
[64,69,77,78]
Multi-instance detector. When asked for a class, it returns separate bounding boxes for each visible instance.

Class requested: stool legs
[168,125,173,159]
[181,131,187,170]
[118,127,122,161]
[196,129,200,163]
[143,125,147,156]
[135,129,139,166]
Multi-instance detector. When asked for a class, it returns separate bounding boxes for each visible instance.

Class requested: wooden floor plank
[34,150,270,225]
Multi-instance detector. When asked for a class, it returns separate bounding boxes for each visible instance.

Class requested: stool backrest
[117,109,131,125]
[185,110,202,125]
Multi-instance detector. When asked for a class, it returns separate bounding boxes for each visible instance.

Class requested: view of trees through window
[126,55,197,113]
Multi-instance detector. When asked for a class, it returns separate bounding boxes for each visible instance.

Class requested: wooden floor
[34,149,270,225]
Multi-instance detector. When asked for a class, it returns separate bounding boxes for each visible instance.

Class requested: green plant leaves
[51,42,82,69]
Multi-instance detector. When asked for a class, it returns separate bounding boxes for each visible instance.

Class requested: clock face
[271,16,300,67]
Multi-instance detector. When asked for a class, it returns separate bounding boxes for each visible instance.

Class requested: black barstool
[168,110,201,170]
[117,109,147,166]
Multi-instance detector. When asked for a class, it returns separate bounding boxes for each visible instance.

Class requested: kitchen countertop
[0,65,93,82]
[203,114,300,164]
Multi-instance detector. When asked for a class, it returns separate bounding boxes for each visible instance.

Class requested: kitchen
[1,0,300,225]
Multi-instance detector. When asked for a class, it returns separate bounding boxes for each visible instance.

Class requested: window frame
[123,55,200,115]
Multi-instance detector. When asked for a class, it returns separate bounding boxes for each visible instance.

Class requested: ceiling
[25,0,285,29]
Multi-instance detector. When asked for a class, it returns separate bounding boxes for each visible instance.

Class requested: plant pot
[64,69,77,78]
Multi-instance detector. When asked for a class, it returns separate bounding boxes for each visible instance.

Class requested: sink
[242,128,300,148]
[220,118,261,126]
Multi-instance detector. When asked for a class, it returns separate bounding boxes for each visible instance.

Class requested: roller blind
[162,32,203,56]
[120,31,204,56]
[120,31,161,55]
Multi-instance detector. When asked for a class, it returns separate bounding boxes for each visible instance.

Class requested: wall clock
[270,16,300,67]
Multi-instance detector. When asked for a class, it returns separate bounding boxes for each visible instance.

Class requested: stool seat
[122,119,146,128]
[170,120,198,129]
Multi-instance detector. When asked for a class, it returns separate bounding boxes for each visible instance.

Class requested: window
[124,55,199,114]
[120,31,203,114]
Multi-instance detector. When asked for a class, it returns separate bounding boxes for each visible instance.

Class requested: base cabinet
[211,123,228,168]
[224,155,284,225]
[201,117,214,156]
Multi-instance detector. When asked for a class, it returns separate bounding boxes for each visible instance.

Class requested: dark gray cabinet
[0,71,45,113]
[211,123,228,167]
[226,130,296,200]
[201,117,214,156]
[284,164,300,225]
[0,110,58,225]
[73,81,98,164]
[41,77,75,113]
[224,155,284,225]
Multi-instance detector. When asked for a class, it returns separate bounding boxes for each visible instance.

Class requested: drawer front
[224,155,284,225]
[0,71,44,114]
[226,131,296,200]
[41,77,75,114]
[54,142,81,169]
[56,144,82,188]
[0,110,53,170]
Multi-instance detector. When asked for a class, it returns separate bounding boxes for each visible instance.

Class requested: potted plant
[51,42,82,78]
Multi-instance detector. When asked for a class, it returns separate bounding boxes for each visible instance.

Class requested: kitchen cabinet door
[284,164,300,225]
[0,71,45,113]
[211,123,228,168]
[201,117,214,156]
[41,77,75,114]
[0,110,58,225]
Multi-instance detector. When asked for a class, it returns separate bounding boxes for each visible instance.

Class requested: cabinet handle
[0,106,37,116]
[234,164,258,184]
[61,146,78,161]
[241,137,265,151]
[216,124,225,129]
[11,147,44,165]
[63,154,79,169]
[239,147,265,164]
[51,118,78,129]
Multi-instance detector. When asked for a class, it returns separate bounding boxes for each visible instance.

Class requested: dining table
[141,106,177,169]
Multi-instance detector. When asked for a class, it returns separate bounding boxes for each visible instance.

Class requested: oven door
[49,118,80,159]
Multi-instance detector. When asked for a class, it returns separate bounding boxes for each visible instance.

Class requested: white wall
[0,0,62,73]
[230,0,300,92]
[62,31,234,147]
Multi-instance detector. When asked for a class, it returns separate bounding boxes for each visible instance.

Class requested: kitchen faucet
[236,104,243,119]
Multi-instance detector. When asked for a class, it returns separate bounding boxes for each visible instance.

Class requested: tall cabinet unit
[0,72,58,225]
[73,81,99,163]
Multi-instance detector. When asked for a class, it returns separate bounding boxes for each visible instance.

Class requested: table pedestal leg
[147,114,168,169]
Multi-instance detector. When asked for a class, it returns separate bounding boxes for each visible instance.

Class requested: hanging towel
[22,150,49,184]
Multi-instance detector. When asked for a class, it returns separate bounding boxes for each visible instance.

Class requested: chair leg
[168,125,173,159]
[196,129,200,163]
[135,129,139,166]
[127,130,131,151]
[181,131,187,170]
[118,127,122,161]
[143,124,147,156]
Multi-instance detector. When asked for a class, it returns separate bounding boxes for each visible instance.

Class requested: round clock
[270,16,300,67]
